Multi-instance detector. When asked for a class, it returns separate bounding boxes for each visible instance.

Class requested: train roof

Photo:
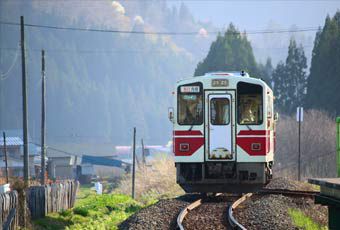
[177,71,271,90]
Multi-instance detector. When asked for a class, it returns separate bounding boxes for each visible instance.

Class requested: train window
[237,82,263,125]
[210,98,230,125]
[178,83,203,125]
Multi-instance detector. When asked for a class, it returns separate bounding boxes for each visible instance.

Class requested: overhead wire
[0,43,20,80]
[29,141,81,156]
[0,44,314,55]
[3,0,338,2]
[0,20,321,35]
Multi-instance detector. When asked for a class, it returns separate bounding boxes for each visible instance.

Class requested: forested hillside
[1,1,339,153]
[194,24,272,83]
[195,11,340,117]
[271,11,340,115]
[0,0,215,149]
[306,12,340,115]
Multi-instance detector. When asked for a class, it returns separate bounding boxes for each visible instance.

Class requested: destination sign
[212,79,229,87]
[180,86,200,93]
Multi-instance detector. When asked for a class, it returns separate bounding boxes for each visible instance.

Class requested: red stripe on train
[238,130,269,136]
[173,130,203,136]
[236,130,270,156]
[236,137,267,156]
[173,137,204,156]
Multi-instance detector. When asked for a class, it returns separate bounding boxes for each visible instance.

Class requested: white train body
[171,71,276,192]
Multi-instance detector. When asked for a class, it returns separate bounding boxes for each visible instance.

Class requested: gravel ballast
[265,177,319,191]
[119,178,327,230]
[119,196,198,230]
[234,177,327,230]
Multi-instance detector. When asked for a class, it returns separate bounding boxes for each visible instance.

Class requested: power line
[0,20,321,35]
[0,44,20,80]
[0,47,184,54]
[0,44,314,55]
[3,0,339,1]
[30,141,80,156]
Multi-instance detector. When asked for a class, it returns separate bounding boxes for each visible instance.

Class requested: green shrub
[59,209,72,217]
[35,187,144,229]
[73,207,89,217]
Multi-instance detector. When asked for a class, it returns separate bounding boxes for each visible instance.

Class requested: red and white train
[169,71,277,193]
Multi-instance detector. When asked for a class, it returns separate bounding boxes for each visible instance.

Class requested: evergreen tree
[272,61,287,110]
[258,58,274,86]
[194,24,259,76]
[272,38,307,114]
[306,12,340,115]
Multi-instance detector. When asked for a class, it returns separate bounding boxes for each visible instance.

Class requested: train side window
[210,98,230,125]
[237,82,263,125]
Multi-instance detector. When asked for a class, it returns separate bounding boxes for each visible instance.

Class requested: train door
[205,92,235,161]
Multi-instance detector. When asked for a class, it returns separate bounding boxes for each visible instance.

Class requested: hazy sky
[169,1,340,29]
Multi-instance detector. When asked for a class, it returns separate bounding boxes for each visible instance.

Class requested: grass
[115,155,184,203]
[33,186,144,230]
[288,208,328,230]
[34,156,183,229]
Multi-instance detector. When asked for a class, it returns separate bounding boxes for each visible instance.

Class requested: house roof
[0,129,39,155]
[82,155,129,167]
[0,137,23,146]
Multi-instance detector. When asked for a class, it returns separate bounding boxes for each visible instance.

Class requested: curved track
[228,193,253,230]
[177,193,241,230]
[177,189,319,230]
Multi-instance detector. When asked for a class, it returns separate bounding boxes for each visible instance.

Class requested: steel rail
[228,193,253,230]
[177,198,202,230]
[178,189,317,230]
[258,188,319,198]
[177,193,222,230]
[227,189,318,229]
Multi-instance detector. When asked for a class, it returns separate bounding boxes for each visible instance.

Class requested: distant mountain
[0,0,214,152]
[0,0,319,154]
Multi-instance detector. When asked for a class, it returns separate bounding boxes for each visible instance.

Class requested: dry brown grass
[115,154,184,203]
[274,109,337,180]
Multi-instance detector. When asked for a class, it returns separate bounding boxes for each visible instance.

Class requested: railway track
[177,189,319,230]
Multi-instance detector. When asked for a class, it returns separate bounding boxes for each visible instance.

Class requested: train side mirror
[168,107,174,123]
[274,112,279,121]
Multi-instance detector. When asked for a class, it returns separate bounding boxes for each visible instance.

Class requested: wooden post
[3,132,9,183]
[141,138,146,165]
[20,16,29,186]
[132,127,136,199]
[41,50,46,185]
[337,117,340,177]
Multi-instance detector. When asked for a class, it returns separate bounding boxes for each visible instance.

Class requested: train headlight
[179,143,189,152]
[251,143,261,151]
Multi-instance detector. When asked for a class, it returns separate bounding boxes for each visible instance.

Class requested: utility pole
[141,138,146,165]
[40,50,46,185]
[20,16,29,186]
[3,132,9,184]
[132,127,136,199]
[336,117,340,177]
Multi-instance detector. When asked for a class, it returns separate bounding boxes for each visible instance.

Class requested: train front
[169,72,275,193]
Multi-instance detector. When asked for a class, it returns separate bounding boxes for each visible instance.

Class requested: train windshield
[178,84,203,125]
[237,82,263,125]
[210,98,230,125]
